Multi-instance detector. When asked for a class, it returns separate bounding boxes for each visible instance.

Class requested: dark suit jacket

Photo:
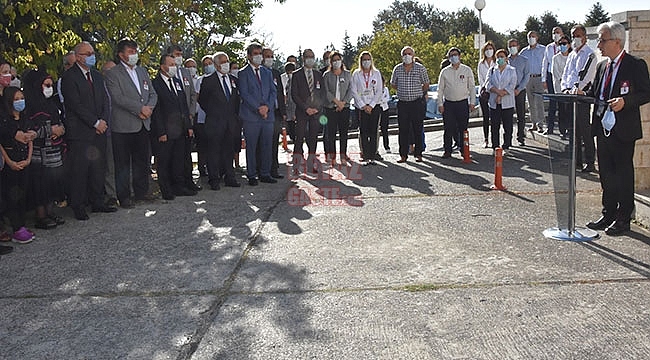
[197,73,241,139]
[270,68,287,118]
[291,67,324,121]
[151,73,191,140]
[588,51,650,142]
[60,64,110,141]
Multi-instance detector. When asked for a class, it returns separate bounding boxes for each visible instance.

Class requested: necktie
[307,70,313,94]
[602,61,615,101]
[223,75,231,100]
[168,78,177,96]
[255,68,261,86]
[86,71,93,91]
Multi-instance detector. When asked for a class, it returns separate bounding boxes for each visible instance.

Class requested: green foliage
[585,2,610,27]
[0,0,281,77]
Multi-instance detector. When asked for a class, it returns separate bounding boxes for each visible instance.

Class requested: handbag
[479,67,495,102]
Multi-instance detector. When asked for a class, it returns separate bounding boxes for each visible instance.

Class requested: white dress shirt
[122,61,141,94]
[437,63,476,106]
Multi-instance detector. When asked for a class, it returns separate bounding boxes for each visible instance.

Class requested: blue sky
[251,0,649,57]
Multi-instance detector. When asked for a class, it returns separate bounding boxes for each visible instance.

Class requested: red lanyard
[363,71,371,88]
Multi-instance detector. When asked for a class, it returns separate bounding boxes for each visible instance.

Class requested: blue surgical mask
[449,55,460,65]
[602,109,616,136]
[13,99,25,112]
[559,44,568,53]
[204,64,215,74]
[496,57,506,66]
[85,54,96,68]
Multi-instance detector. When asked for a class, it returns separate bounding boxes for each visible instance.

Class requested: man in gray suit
[105,38,158,208]
[167,45,200,192]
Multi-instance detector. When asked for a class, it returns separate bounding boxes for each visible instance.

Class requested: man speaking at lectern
[584,21,650,236]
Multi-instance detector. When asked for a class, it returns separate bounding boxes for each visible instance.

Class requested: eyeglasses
[78,52,94,56]
[559,42,569,45]
[597,38,614,43]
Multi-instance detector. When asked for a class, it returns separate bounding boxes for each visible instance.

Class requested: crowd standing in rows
[0,20,649,257]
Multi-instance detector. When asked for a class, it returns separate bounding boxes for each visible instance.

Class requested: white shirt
[541,42,560,81]
[561,44,597,91]
[600,50,625,100]
[161,73,177,95]
[381,86,390,111]
[351,68,383,109]
[478,59,494,88]
[121,61,141,94]
[551,52,569,95]
[437,63,476,106]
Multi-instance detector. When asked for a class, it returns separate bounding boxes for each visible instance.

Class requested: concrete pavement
[1,126,649,359]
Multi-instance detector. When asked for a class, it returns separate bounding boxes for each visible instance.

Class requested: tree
[341,31,357,70]
[585,2,610,27]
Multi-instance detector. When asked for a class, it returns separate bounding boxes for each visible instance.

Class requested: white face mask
[43,86,54,98]
[402,54,413,65]
[174,56,183,66]
[324,59,330,67]
[263,58,274,68]
[251,54,263,66]
[332,60,342,69]
[127,53,139,66]
[187,67,197,77]
[553,33,562,42]
[304,58,316,68]
[572,37,583,49]
[484,49,494,58]
[230,70,239,78]
[167,66,178,78]
[528,37,537,46]
[509,47,518,56]
[362,60,372,69]
[219,63,230,74]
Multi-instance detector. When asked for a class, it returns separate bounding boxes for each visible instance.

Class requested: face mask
[187,67,197,77]
[204,64,215,74]
[174,56,183,66]
[402,55,413,65]
[251,54,263,66]
[553,33,562,42]
[167,66,178,78]
[230,70,239,78]
[601,109,616,136]
[304,58,316,68]
[572,37,583,49]
[484,49,494,58]
[0,73,11,87]
[220,63,230,74]
[13,99,25,112]
[509,47,518,56]
[528,37,537,46]
[43,86,54,98]
[362,60,372,69]
[332,60,342,69]
[127,53,139,66]
[496,57,506,66]
[263,58,274,68]
[85,54,96,68]
[559,44,569,53]
[449,55,460,65]
[324,59,330,67]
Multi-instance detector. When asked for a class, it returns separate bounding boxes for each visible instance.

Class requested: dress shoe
[271,173,284,179]
[518,140,525,146]
[260,176,278,184]
[189,182,202,191]
[209,182,221,191]
[441,152,451,159]
[92,205,118,213]
[73,207,89,221]
[605,221,630,236]
[48,214,65,225]
[174,187,197,196]
[224,180,241,187]
[586,216,615,231]
[397,156,407,163]
[582,164,596,173]
[416,156,423,162]
[248,178,259,186]
[375,153,384,161]
[162,193,175,200]
[120,199,135,209]
[35,217,57,230]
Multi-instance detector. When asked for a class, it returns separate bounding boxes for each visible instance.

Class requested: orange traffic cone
[490,147,506,190]
[462,130,471,163]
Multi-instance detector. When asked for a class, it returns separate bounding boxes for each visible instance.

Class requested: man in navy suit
[584,21,650,236]
[60,41,116,220]
[261,47,287,179]
[238,43,278,186]
[150,54,194,200]
[198,52,242,190]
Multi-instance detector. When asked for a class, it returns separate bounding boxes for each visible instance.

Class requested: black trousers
[293,114,320,168]
[324,107,349,160]
[479,94,490,142]
[442,100,469,153]
[206,131,236,186]
[360,105,381,160]
[397,98,425,157]
[1,166,28,231]
[183,134,194,187]
[575,103,595,166]
[489,105,514,150]
[67,137,106,210]
[194,123,208,170]
[380,109,390,150]
[112,128,150,202]
[515,89,527,142]
[597,134,636,222]
[155,136,186,197]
